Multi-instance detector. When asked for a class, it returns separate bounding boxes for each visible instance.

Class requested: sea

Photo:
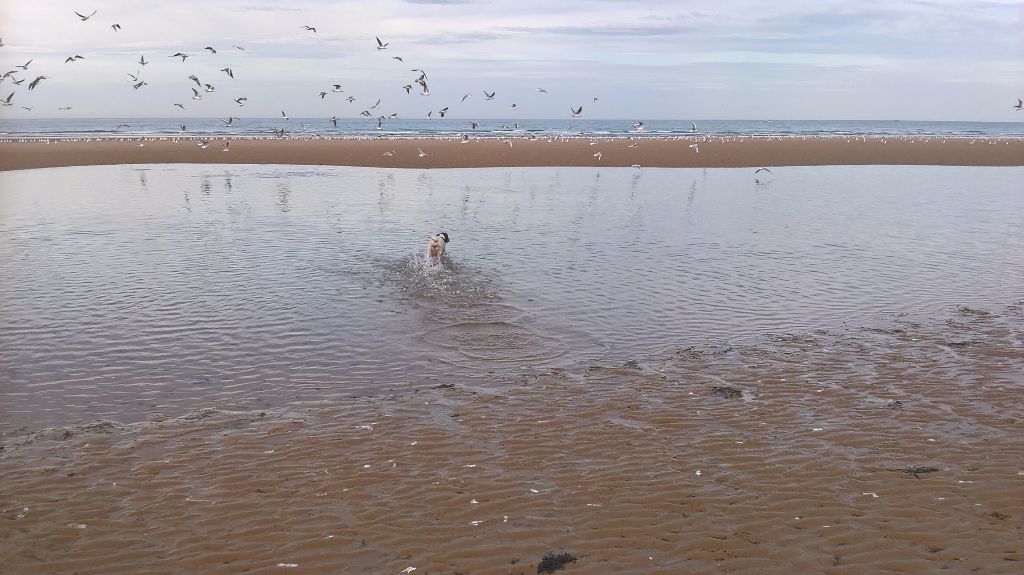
[1,117,1023,140]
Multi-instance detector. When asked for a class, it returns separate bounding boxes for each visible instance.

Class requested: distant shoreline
[2,136,1023,171]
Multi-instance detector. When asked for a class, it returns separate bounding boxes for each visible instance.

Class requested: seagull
[593,151,602,161]
[417,147,427,157]
[360,110,371,117]
[754,167,773,174]
[418,79,430,95]
[571,106,582,117]
[204,46,217,54]
[222,141,230,152]
[75,10,97,21]
[329,115,337,127]
[111,23,121,31]
[1015,98,1023,111]
[376,36,389,50]
[174,103,185,109]
[138,55,148,66]
[16,59,32,70]
[387,112,398,119]
[115,123,131,130]
[392,56,403,62]
[198,139,210,148]
[171,52,189,61]
[191,88,201,100]
[510,104,517,111]
[383,150,394,157]
[470,121,478,129]
[427,111,432,119]
[632,121,645,131]
[369,99,381,109]
[204,83,215,92]
[180,124,186,132]
[332,84,343,92]
[58,106,73,110]
[65,55,85,63]
[10,78,24,85]
[21,106,33,111]
[689,143,699,155]
[28,75,47,90]
[627,141,638,148]
[319,91,327,99]
[537,88,547,93]
[281,110,289,120]
[233,45,245,51]
[1,93,13,106]
[188,74,201,87]
[503,139,513,148]
[221,67,233,78]
[234,97,247,106]
[461,94,470,103]
[439,107,448,118]
[484,91,495,100]
[690,122,698,132]
[132,80,147,89]
[593,97,599,102]
[403,84,412,93]
[346,96,355,103]
[222,117,234,126]
[461,134,470,144]
[302,25,317,33]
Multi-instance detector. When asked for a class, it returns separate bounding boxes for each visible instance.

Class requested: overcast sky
[0,0,1021,120]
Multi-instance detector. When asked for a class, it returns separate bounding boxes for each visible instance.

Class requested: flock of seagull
[0,10,616,140]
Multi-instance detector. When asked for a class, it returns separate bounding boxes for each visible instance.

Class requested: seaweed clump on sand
[711,386,743,399]
[537,552,577,573]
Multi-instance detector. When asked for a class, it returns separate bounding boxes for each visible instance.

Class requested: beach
[1,135,1023,171]
[2,305,1022,574]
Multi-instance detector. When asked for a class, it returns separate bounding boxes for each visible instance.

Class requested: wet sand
[1,135,1023,171]
[2,304,1022,574]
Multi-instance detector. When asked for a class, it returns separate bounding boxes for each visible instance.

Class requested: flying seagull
[346,96,355,103]
[332,84,343,92]
[510,103,517,111]
[188,75,201,87]
[754,167,773,174]
[690,122,698,132]
[439,106,448,117]
[132,81,147,89]
[222,117,234,126]
[1015,98,1023,111]
[593,151,602,161]
[234,97,247,106]
[65,55,85,63]
[461,94,470,103]
[571,106,582,117]
[369,99,381,109]
[221,67,233,78]
[281,110,289,120]
[417,147,427,157]
[174,103,185,109]
[115,123,131,130]
[376,36,389,50]
[138,55,148,66]
[689,143,699,155]
[392,56,403,62]
[10,78,24,85]
[75,10,97,21]
[470,121,478,129]
[222,141,230,152]
[171,52,189,61]
[403,84,412,94]
[484,91,495,100]
[232,45,245,51]
[319,91,327,99]
[191,88,201,100]
[204,46,217,54]
[330,115,337,127]
[111,23,121,31]
[537,88,547,93]
[1,92,13,106]
[302,26,317,33]
[16,59,32,70]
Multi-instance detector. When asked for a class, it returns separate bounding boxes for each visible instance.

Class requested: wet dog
[426,232,449,265]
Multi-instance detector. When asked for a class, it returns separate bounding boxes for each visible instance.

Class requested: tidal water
[1,164,1022,433]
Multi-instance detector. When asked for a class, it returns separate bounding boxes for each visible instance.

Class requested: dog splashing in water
[426,232,449,265]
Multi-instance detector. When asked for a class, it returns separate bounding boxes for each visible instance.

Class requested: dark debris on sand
[711,386,743,400]
[537,552,577,574]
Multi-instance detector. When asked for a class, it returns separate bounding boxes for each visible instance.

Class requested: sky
[0,0,1021,121]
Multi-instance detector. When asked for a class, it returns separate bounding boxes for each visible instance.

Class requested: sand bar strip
[2,136,1023,171]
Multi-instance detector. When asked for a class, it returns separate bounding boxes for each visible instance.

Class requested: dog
[426,232,449,264]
